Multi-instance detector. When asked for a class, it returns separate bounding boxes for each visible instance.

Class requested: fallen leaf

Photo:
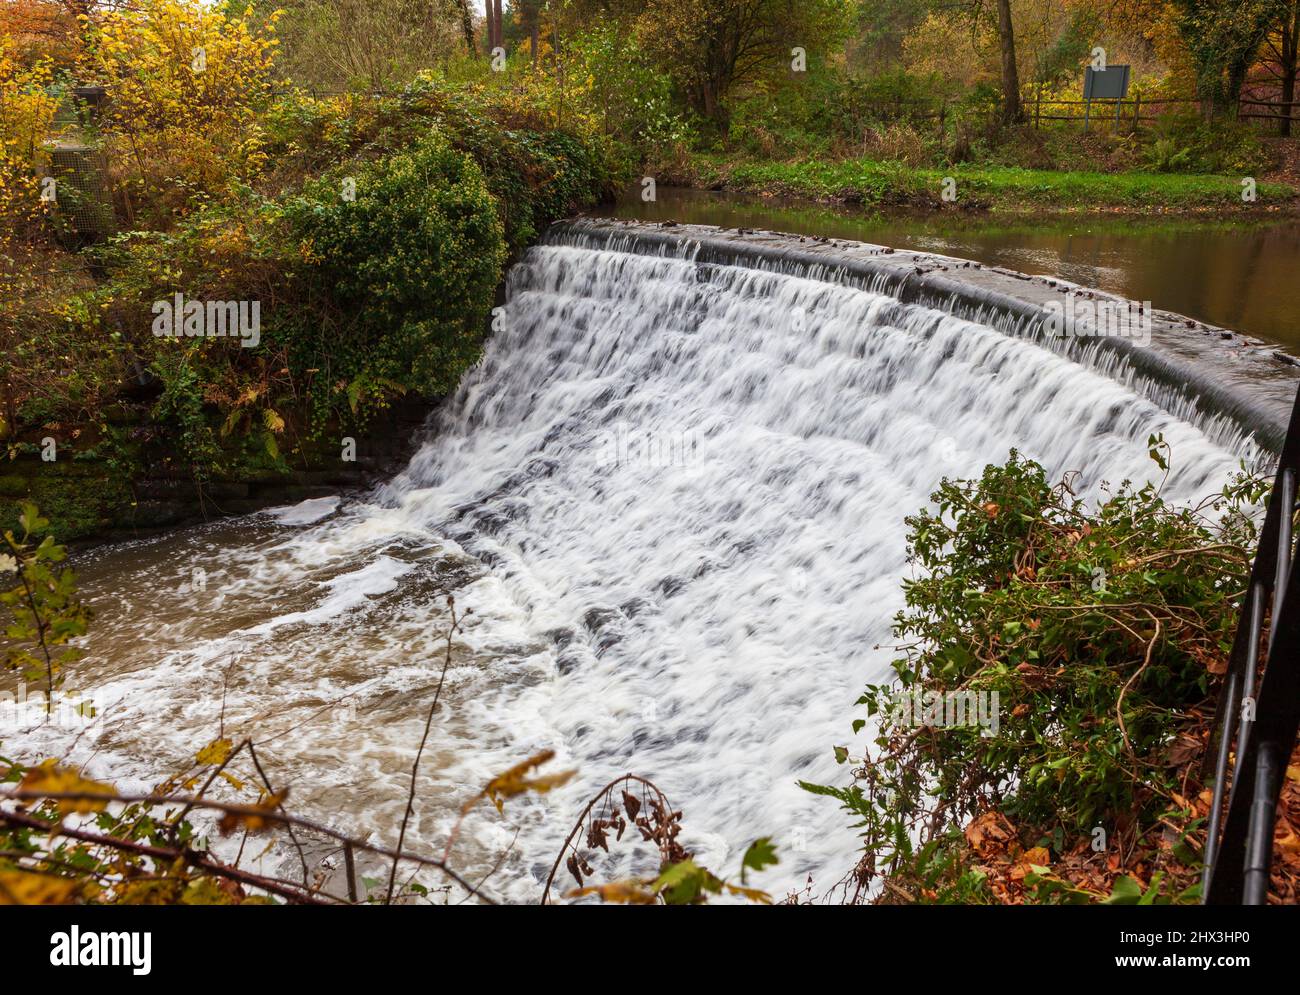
[565,881,658,904]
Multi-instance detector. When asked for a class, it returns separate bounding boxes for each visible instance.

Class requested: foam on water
[1,236,1251,901]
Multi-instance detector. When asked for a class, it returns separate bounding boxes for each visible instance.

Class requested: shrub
[82,0,281,225]
[804,447,1263,903]
[284,130,506,408]
[0,37,61,247]
[1142,111,1269,175]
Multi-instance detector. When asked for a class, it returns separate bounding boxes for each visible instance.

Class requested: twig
[385,595,462,905]
[247,740,312,889]
[169,737,248,840]
[0,807,330,905]
[1117,614,1163,765]
[540,773,674,904]
[0,788,496,903]
[2,533,58,713]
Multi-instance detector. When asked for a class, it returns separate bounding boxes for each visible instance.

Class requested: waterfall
[4,229,1252,902]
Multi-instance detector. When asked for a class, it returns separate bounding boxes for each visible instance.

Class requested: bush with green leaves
[1,504,90,710]
[7,72,619,534]
[803,445,1264,903]
[1142,111,1269,175]
[284,130,506,411]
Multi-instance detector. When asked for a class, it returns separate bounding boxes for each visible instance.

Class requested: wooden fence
[1239,97,1300,134]
[849,92,1300,136]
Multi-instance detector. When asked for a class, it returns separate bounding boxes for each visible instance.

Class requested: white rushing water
[2,232,1254,902]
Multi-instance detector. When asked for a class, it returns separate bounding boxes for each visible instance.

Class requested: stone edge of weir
[549,217,1300,454]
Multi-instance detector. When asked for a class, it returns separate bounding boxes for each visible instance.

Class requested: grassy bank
[682,154,1299,213]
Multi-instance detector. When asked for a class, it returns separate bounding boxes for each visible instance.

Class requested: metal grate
[47,142,115,240]
[1203,383,1300,904]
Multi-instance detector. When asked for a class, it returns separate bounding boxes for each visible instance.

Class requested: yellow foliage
[0,36,61,244]
[19,761,116,814]
[0,868,83,905]
[566,880,660,904]
[724,882,773,904]
[80,0,281,213]
[196,737,235,765]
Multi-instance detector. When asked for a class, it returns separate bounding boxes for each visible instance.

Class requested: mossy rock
[0,469,132,540]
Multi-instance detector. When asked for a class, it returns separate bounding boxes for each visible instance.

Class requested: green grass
[708,156,1297,211]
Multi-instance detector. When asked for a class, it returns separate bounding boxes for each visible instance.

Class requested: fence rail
[842,92,1299,135]
[1202,384,1300,904]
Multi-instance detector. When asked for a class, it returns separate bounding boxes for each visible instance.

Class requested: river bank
[662,153,1300,215]
[3,80,621,543]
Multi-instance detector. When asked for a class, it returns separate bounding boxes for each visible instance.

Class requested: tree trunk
[456,0,476,55]
[531,7,540,68]
[1282,3,1299,136]
[995,0,1023,124]
[492,0,503,53]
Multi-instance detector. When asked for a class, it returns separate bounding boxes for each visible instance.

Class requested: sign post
[1083,65,1131,133]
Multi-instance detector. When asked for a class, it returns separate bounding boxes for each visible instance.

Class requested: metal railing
[1203,384,1300,904]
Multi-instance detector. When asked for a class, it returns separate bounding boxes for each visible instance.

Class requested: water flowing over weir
[7,221,1293,901]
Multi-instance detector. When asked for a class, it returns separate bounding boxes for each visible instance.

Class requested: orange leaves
[1020,846,1051,870]
[963,809,1014,856]
[216,790,288,835]
[478,750,576,815]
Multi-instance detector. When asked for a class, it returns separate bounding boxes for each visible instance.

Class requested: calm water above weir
[593,186,1300,350]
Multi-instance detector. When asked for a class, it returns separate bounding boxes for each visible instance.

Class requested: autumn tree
[484,0,502,51]
[1260,0,1300,134]
[1170,0,1287,116]
[936,0,1025,123]
[994,0,1023,122]
[518,0,543,66]
[262,0,469,89]
[0,35,63,244]
[628,0,848,127]
[0,0,83,68]
[79,0,281,220]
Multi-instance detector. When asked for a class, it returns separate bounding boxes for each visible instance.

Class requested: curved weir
[9,221,1299,900]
